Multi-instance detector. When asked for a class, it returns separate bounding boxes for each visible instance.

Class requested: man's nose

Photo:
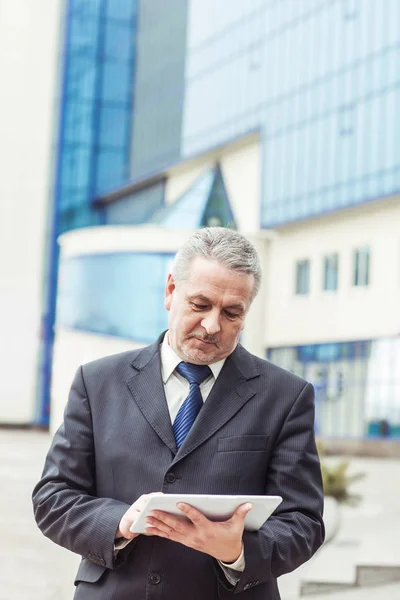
[201,311,221,336]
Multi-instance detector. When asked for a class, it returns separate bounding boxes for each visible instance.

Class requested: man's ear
[164,273,176,311]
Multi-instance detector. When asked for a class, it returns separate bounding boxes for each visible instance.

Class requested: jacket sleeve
[32,366,131,570]
[230,382,325,594]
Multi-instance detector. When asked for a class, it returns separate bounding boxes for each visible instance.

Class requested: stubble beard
[181,344,218,364]
[181,333,220,364]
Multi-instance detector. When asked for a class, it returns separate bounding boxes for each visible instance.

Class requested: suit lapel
[127,335,177,455]
[171,344,260,464]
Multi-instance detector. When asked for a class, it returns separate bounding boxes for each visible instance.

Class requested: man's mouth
[188,335,219,346]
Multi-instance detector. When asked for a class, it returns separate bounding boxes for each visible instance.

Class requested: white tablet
[130,494,282,534]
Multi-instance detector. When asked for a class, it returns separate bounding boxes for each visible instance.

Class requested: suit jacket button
[165,473,176,483]
[149,572,161,585]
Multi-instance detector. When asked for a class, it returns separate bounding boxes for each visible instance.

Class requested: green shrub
[317,440,365,505]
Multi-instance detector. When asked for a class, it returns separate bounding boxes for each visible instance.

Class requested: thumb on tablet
[231,502,253,523]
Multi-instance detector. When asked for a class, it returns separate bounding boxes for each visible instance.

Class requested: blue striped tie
[173,362,212,448]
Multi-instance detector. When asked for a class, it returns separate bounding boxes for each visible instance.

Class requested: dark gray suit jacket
[33,334,324,599]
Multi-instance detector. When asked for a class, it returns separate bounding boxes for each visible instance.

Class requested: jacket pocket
[74,558,107,585]
[217,435,269,452]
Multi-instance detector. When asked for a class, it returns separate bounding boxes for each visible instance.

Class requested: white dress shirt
[160,331,225,421]
[160,334,244,584]
[116,333,245,585]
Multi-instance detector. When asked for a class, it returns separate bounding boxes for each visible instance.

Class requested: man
[33,227,324,599]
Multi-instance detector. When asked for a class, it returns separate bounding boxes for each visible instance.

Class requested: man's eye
[225,311,238,319]
[193,303,207,310]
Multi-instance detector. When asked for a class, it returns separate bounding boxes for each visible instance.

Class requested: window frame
[353,246,370,287]
[295,259,310,295]
[323,252,339,291]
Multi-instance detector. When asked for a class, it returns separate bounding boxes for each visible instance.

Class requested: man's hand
[116,492,164,540]
[145,502,252,563]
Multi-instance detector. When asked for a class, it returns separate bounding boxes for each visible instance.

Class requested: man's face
[164,257,254,364]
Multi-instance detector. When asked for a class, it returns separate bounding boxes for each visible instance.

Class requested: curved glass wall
[268,338,400,440]
[57,252,174,342]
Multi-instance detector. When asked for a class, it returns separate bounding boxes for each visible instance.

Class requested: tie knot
[175,362,212,386]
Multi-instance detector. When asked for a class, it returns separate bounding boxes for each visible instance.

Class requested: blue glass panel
[63,100,94,144]
[61,146,92,193]
[106,0,136,21]
[70,64,97,101]
[98,106,129,148]
[104,22,133,61]
[95,150,126,195]
[57,253,173,342]
[101,60,132,103]
[151,170,214,229]
[296,341,370,363]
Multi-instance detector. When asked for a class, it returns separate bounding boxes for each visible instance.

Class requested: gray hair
[171,227,262,301]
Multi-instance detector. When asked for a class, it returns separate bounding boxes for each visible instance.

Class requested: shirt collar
[160,332,226,383]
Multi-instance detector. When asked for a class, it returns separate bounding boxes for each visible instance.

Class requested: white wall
[220,141,261,234]
[265,198,400,348]
[51,328,144,434]
[165,163,213,205]
[0,0,62,422]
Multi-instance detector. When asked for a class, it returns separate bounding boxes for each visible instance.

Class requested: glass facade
[57,252,173,342]
[268,338,400,440]
[39,0,137,424]
[58,0,136,233]
[181,0,400,227]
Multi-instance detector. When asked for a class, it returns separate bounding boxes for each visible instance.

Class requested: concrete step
[357,565,400,588]
[301,581,400,600]
[300,564,400,596]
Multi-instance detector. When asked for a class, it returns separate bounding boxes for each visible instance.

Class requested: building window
[353,247,370,286]
[323,253,339,291]
[295,260,310,295]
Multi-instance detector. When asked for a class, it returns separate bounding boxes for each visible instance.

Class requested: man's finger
[149,509,190,534]
[177,503,207,525]
[146,516,175,536]
[230,502,253,523]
